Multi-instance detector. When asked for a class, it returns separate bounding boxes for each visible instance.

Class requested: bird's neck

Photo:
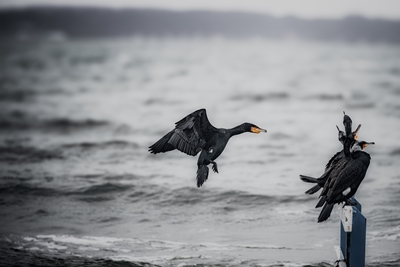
[228,125,246,137]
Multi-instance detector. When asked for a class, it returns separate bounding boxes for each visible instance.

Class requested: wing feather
[327,160,364,203]
[148,131,176,154]
[149,109,218,156]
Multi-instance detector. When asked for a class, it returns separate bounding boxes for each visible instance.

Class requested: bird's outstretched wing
[149,109,218,156]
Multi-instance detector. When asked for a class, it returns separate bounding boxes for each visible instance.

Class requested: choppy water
[0,37,400,266]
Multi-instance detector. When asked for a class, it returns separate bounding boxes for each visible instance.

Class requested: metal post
[338,197,366,267]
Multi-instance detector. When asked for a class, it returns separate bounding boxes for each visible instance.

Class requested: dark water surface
[0,37,399,266]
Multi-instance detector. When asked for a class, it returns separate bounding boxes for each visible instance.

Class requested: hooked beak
[362,141,375,149]
[251,127,267,134]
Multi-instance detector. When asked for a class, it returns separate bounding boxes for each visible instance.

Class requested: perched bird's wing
[149,109,218,156]
[315,156,349,206]
[325,151,342,171]
[327,160,366,203]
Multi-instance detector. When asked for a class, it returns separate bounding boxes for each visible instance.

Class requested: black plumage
[300,113,361,195]
[316,140,374,222]
[149,108,266,187]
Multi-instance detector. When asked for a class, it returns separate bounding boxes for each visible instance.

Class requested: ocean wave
[58,140,140,161]
[230,92,289,102]
[2,233,397,267]
[0,113,110,132]
[0,146,63,163]
[0,89,36,102]
[144,98,182,106]
[0,184,61,197]
[368,259,400,267]
[44,118,109,129]
[307,94,344,101]
[268,132,292,140]
[78,196,115,203]
[75,183,133,195]
[389,148,400,156]
[61,140,139,150]
[154,187,314,208]
[0,242,153,267]
[69,54,108,66]
[345,102,375,109]
[12,57,47,71]
[0,88,67,103]
[0,181,133,199]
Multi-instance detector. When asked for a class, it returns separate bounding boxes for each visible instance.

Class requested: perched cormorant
[148,108,267,187]
[300,113,361,195]
[316,140,374,222]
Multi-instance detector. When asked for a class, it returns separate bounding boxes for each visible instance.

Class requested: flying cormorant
[316,140,374,222]
[148,108,267,187]
[300,113,361,194]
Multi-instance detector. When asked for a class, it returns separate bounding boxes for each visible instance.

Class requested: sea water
[0,37,399,266]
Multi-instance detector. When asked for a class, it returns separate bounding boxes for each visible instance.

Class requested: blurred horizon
[1,0,400,20]
[1,6,400,43]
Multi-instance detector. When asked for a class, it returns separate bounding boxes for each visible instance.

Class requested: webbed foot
[210,161,219,173]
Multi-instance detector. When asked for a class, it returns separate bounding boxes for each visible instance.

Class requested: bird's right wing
[327,160,365,203]
[149,109,218,156]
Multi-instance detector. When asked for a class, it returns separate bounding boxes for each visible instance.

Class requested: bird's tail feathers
[318,202,335,223]
[148,131,175,154]
[305,184,322,195]
[196,165,209,187]
[315,195,326,208]
[299,175,320,183]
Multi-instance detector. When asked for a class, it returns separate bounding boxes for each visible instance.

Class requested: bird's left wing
[169,109,218,156]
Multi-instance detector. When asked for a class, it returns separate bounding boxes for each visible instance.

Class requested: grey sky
[1,0,400,20]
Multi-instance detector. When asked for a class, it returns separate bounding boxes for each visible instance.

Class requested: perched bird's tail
[149,131,175,154]
[196,164,209,187]
[315,195,326,208]
[305,185,322,195]
[318,202,335,223]
[299,175,319,183]
[300,175,323,194]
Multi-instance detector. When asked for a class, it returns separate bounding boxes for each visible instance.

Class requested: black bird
[300,114,361,195]
[342,111,359,156]
[316,140,374,222]
[148,108,267,187]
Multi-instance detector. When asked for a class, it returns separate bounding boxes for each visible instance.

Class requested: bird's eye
[208,148,213,153]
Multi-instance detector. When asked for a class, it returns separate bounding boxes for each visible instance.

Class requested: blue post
[339,197,366,267]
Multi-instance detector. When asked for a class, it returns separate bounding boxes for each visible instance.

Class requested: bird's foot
[210,161,219,173]
[334,259,346,267]
[344,199,357,206]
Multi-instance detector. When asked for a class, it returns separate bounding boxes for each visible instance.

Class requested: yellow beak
[251,127,267,134]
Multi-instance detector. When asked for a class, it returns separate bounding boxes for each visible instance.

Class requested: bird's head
[336,125,346,144]
[243,123,267,134]
[351,140,375,153]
